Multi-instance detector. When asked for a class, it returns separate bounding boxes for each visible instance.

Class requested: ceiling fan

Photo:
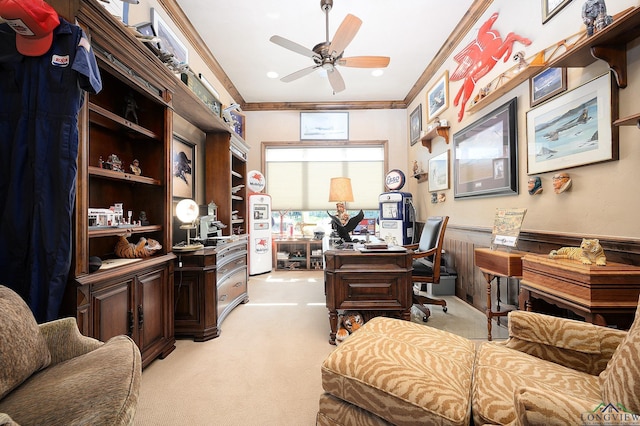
[269,0,390,94]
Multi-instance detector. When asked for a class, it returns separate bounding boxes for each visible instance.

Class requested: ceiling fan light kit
[270,0,390,94]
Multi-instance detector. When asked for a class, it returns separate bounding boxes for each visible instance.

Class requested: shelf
[89,103,160,140]
[613,113,640,127]
[420,126,450,153]
[413,173,428,183]
[88,224,162,238]
[546,6,640,88]
[89,166,161,185]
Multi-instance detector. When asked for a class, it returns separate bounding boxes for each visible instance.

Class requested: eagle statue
[326,209,364,243]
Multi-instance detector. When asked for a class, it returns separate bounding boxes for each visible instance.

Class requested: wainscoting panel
[441,224,640,314]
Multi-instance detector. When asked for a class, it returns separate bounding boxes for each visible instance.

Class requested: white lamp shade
[175,199,199,223]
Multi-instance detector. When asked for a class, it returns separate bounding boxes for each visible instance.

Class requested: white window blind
[265,145,385,211]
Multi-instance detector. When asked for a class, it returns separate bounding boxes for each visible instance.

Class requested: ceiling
[170,0,483,110]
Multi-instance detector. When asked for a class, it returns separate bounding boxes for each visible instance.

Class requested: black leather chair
[404,216,449,322]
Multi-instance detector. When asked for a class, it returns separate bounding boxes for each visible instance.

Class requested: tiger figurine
[548,238,606,266]
[115,235,162,259]
[335,311,364,344]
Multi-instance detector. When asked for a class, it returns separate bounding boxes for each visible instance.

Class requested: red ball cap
[0,0,59,56]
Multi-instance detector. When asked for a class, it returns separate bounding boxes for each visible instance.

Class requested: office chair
[404,216,449,322]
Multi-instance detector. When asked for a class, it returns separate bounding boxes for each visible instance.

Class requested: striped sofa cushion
[600,298,640,414]
[473,342,601,425]
[321,317,475,426]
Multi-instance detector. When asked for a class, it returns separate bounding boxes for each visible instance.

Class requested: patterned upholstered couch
[317,300,640,425]
[0,285,142,425]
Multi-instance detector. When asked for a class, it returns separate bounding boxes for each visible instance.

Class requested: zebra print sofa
[316,300,640,425]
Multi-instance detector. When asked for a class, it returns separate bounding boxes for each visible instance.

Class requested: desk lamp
[173,198,204,252]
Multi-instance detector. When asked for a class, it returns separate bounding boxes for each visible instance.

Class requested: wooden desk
[324,249,413,345]
[520,254,640,329]
[474,248,526,340]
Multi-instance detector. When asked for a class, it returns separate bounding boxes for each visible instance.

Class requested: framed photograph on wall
[530,67,567,107]
[453,97,518,199]
[426,71,449,121]
[542,0,572,24]
[526,73,617,174]
[428,150,449,192]
[409,105,422,146]
[172,135,195,199]
[151,8,188,64]
[300,112,349,140]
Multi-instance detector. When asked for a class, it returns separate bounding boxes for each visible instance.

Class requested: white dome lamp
[173,199,204,252]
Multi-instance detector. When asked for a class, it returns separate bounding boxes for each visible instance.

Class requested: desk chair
[404,216,449,321]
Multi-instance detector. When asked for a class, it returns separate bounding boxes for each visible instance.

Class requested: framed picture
[542,0,572,24]
[300,112,349,140]
[151,8,188,64]
[172,135,195,199]
[426,71,449,121]
[526,73,618,174]
[530,67,567,107]
[453,97,518,199]
[428,150,449,192]
[409,105,422,146]
[230,110,245,139]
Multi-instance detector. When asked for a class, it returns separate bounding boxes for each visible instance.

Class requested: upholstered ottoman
[317,317,476,426]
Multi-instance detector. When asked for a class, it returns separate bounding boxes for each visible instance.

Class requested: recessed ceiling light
[267,71,279,79]
[371,69,384,77]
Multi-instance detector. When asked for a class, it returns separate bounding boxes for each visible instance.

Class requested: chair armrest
[411,247,437,259]
[404,243,419,250]
[512,386,601,426]
[499,311,627,375]
[0,413,19,426]
[39,317,103,366]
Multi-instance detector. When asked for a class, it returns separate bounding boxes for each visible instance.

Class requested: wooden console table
[520,254,640,329]
[324,249,413,345]
[474,248,526,340]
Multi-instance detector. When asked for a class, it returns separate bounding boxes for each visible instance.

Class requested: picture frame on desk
[526,73,617,174]
[453,97,518,199]
[172,135,195,199]
[151,8,188,64]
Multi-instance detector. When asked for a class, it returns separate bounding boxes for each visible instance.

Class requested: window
[263,141,387,237]
[262,141,387,211]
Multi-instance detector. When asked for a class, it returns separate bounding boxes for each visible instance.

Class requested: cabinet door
[137,267,171,356]
[91,279,135,342]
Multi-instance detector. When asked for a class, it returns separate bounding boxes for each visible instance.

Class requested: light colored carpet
[134,270,507,426]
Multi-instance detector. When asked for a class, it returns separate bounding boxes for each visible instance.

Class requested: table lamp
[328,177,354,206]
[173,198,204,252]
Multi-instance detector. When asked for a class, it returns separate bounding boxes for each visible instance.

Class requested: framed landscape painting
[409,105,422,145]
[526,73,617,174]
[426,71,449,121]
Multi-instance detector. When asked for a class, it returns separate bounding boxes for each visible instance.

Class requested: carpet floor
[134,270,507,425]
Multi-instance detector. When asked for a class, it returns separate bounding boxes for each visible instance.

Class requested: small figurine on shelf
[105,154,123,172]
[582,0,613,36]
[123,91,139,124]
[98,156,104,169]
[129,159,142,175]
[139,211,149,226]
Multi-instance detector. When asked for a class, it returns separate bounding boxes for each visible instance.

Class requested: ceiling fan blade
[327,67,346,93]
[270,35,319,59]
[338,56,390,68]
[329,14,362,57]
[281,65,319,83]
